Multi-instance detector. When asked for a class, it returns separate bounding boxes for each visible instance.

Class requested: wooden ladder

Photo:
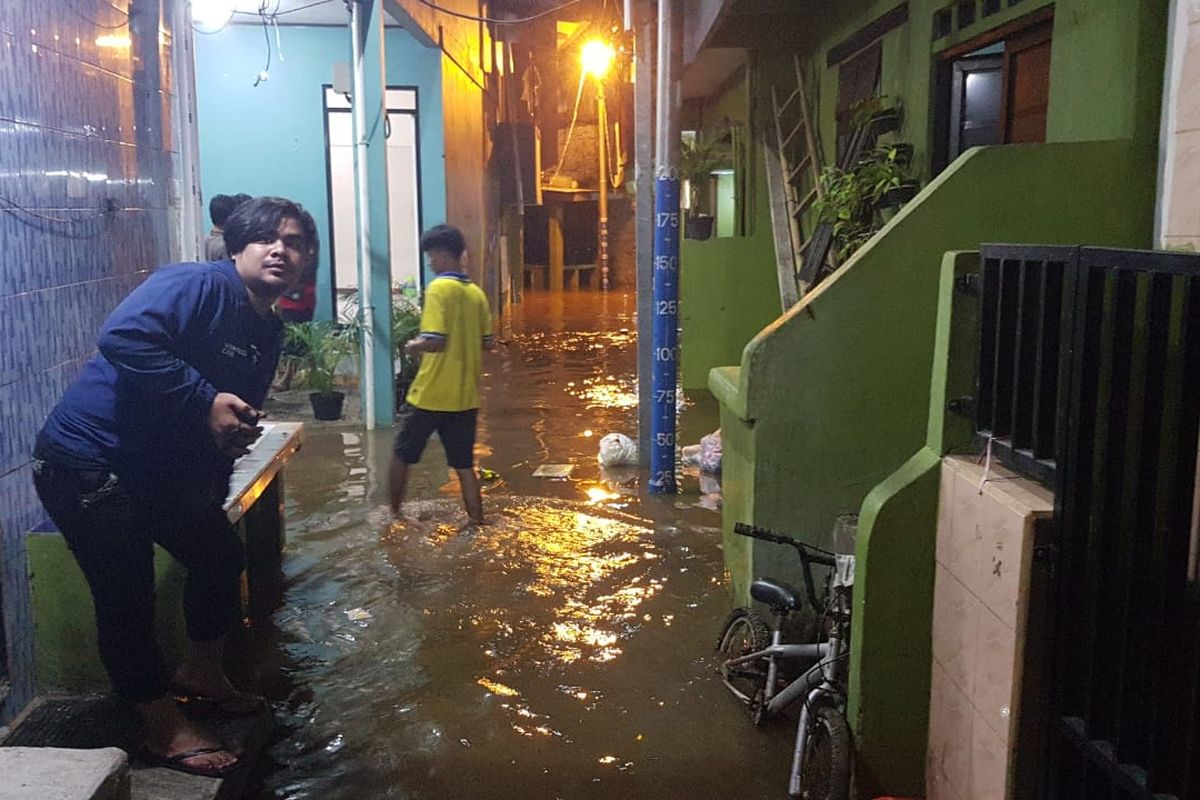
[765,55,826,308]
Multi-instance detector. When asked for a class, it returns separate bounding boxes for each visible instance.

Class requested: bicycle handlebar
[734,522,839,614]
[733,523,837,567]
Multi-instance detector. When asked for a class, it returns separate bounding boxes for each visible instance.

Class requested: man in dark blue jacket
[32,196,317,777]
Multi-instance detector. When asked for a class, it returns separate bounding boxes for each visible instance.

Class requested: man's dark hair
[223,196,316,257]
[420,224,466,259]
[208,194,239,227]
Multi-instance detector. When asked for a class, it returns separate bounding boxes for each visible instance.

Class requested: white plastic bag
[597,433,638,467]
[699,429,722,474]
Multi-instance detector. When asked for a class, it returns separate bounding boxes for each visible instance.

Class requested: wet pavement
[253,290,793,799]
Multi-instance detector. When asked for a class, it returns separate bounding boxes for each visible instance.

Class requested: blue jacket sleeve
[96,267,219,419]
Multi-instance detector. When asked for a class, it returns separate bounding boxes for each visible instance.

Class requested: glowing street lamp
[581,39,615,79]
[581,39,615,290]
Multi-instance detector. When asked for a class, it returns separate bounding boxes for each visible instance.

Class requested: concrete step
[130,765,219,800]
[0,746,130,800]
[3,696,276,800]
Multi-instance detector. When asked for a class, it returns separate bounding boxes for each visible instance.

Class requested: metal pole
[635,0,655,467]
[349,0,376,430]
[597,80,610,291]
[649,0,680,494]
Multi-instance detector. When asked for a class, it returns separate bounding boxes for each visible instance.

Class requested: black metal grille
[975,245,1073,483]
[977,244,1200,799]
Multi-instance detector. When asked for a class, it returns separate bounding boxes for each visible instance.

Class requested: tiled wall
[927,456,1053,800]
[0,0,192,724]
[1160,0,1200,249]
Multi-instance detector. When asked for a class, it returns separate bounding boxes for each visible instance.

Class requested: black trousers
[32,458,245,704]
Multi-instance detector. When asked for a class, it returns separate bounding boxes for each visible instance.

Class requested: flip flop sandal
[138,746,244,778]
[170,686,268,719]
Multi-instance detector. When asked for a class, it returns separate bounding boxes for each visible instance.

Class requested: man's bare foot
[138,697,240,775]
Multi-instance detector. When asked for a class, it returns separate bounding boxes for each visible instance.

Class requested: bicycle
[716,522,856,800]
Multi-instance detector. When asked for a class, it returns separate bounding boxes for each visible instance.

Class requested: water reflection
[262,291,789,799]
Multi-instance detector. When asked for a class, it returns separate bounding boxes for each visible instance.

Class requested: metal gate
[976,245,1200,799]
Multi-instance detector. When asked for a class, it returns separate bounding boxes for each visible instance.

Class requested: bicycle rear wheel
[795,705,851,800]
[716,608,771,717]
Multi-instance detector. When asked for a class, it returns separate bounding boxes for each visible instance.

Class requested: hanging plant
[813,144,917,262]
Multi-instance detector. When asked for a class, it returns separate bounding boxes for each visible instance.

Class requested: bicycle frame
[725,522,855,799]
[722,640,829,707]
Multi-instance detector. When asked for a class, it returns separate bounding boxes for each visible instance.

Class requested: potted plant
[679,128,733,240]
[392,293,422,410]
[813,144,917,262]
[848,95,903,136]
[282,320,360,420]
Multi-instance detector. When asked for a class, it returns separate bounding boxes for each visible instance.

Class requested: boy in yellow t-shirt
[390,225,494,524]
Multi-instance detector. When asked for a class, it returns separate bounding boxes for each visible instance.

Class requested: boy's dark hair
[420,224,466,259]
[208,194,238,227]
[210,193,253,227]
[297,209,320,278]
[223,197,317,257]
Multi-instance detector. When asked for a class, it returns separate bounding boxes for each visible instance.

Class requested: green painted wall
[710,139,1156,795]
[846,250,980,797]
[704,1,1168,791]
[680,155,780,390]
[27,535,188,692]
[680,70,782,392]
[687,0,1167,392]
[780,0,1168,180]
[716,140,1155,583]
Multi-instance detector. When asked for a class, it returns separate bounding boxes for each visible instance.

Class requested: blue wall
[194,24,445,320]
[0,0,188,724]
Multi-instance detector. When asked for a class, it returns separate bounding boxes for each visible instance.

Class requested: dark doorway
[933,12,1054,173]
[949,50,1003,159]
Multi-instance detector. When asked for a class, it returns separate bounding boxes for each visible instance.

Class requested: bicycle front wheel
[795,705,851,800]
[716,608,771,715]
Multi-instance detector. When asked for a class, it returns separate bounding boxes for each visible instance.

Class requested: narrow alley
[255,291,791,799]
[8,1,1200,799]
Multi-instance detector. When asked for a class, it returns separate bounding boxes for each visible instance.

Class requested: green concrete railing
[28,424,302,693]
[709,139,1156,797]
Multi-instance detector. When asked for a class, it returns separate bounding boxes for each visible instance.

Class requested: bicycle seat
[751,579,803,612]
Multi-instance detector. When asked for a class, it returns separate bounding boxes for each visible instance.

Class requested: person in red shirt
[273,211,319,390]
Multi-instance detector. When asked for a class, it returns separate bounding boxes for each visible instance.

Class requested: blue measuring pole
[649,172,679,494]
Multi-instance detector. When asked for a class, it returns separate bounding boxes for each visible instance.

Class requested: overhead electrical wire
[414,0,585,25]
[232,0,337,16]
[253,0,275,86]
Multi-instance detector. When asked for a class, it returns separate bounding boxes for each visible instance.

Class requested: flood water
[253,291,793,799]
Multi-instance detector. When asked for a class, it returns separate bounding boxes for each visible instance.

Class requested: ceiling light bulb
[191,0,238,29]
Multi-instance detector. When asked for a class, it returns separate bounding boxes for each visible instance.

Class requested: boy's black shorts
[394,404,478,469]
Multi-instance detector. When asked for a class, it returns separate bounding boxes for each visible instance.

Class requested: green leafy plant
[283,320,361,395]
[392,293,422,385]
[679,129,733,216]
[813,144,913,262]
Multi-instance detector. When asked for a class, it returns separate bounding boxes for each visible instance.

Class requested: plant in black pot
[814,144,917,262]
[392,294,422,410]
[283,320,360,421]
[680,128,733,240]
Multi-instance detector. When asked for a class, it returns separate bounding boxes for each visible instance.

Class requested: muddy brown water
[253,291,793,799]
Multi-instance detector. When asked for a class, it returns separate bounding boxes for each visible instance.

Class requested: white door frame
[322,85,424,315]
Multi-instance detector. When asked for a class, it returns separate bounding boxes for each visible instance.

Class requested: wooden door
[1002,21,1052,144]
